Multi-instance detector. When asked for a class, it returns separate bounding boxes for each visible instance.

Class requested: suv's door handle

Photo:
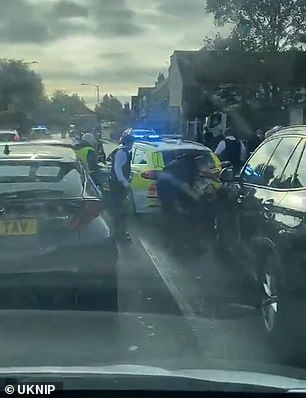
[238,194,245,204]
[263,198,274,207]
[263,199,275,220]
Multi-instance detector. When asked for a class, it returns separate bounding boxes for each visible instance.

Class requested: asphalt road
[0,134,304,376]
[0,214,304,375]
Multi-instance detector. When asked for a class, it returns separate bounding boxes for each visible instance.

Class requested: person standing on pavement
[248,128,265,154]
[214,126,247,175]
[109,134,135,243]
[195,126,204,144]
[203,127,217,150]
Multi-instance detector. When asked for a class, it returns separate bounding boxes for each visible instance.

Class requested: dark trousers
[159,197,202,252]
[90,170,107,187]
[109,181,129,237]
[159,192,216,253]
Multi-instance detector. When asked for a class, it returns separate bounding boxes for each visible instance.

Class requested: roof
[6,140,73,148]
[138,87,154,98]
[135,139,210,152]
[171,50,199,86]
[0,143,76,162]
[266,125,306,138]
[151,78,169,101]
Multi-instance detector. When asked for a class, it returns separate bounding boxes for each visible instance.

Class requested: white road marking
[137,237,210,351]
[138,237,196,320]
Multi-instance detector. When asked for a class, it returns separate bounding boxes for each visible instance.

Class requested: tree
[96,94,124,125]
[206,0,306,52]
[0,59,44,132]
[197,34,306,105]
[36,90,94,130]
[155,72,166,86]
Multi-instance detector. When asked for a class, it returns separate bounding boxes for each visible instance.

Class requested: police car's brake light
[141,170,160,180]
[147,184,158,198]
[69,200,102,230]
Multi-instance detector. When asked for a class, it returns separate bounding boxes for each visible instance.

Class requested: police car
[122,128,161,142]
[130,138,221,213]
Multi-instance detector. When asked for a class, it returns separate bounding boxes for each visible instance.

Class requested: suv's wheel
[256,253,306,361]
[259,254,283,336]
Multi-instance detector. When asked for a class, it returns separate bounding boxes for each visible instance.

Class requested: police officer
[74,133,97,171]
[109,133,135,242]
[74,132,105,188]
[214,127,246,175]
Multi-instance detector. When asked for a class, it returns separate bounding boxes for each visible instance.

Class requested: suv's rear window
[0,161,83,197]
[162,149,212,165]
[0,133,16,142]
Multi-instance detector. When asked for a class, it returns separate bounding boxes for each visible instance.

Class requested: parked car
[0,130,20,142]
[0,141,118,310]
[30,126,49,139]
[216,124,306,346]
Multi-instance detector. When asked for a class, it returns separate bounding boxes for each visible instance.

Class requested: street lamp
[81,83,100,105]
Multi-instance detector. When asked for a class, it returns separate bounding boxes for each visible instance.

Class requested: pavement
[0,134,305,375]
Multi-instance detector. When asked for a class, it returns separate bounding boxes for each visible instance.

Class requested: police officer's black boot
[113,216,132,243]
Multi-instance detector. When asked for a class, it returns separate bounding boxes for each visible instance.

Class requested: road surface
[0,135,304,375]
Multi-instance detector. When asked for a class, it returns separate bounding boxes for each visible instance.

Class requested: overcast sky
[0,0,223,108]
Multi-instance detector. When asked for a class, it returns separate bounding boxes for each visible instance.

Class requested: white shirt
[114,149,129,187]
[215,135,246,162]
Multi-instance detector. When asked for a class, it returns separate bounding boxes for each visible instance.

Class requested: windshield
[0,133,16,141]
[0,0,306,392]
[0,161,83,196]
[162,149,212,165]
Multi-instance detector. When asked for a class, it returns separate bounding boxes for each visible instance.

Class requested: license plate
[0,219,38,236]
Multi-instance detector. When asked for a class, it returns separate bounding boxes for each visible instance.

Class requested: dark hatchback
[216,125,306,346]
[0,143,118,310]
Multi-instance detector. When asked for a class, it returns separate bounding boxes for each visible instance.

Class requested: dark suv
[216,125,306,343]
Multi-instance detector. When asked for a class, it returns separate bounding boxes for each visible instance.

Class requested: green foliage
[0,59,43,112]
[96,94,125,125]
[206,0,306,52]
[36,90,93,129]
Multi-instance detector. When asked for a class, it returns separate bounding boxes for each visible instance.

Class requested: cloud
[50,0,88,19]
[42,65,162,85]
[87,0,146,37]
[155,0,206,18]
[0,0,86,43]
[0,0,223,107]
[0,0,147,44]
[0,0,48,43]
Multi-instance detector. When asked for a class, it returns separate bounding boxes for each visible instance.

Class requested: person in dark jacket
[203,127,217,150]
[109,134,135,242]
[248,128,265,154]
[156,153,204,254]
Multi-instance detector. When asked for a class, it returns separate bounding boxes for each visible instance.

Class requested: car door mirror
[220,167,234,182]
